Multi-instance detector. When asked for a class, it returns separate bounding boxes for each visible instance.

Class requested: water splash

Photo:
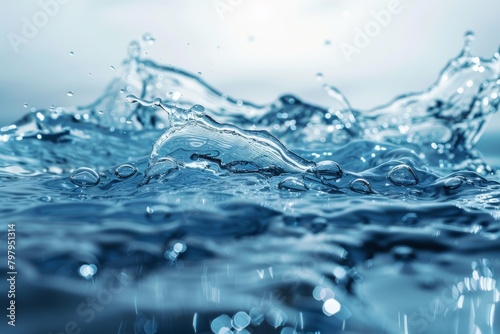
[1,33,500,334]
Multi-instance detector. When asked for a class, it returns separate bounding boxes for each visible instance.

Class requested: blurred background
[1,0,499,162]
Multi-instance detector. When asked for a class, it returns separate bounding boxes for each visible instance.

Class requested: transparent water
[1,33,499,334]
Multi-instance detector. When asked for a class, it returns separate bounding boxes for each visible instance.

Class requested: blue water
[1,33,500,334]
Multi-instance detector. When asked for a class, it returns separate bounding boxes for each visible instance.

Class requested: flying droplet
[324,39,331,46]
[70,167,100,187]
[69,51,74,56]
[316,72,324,81]
[110,66,115,70]
[23,103,28,108]
[197,71,202,75]
[128,40,141,59]
[66,91,74,97]
[444,177,463,190]
[114,164,137,179]
[387,164,418,186]
[142,32,156,45]
[349,178,373,194]
[278,177,309,192]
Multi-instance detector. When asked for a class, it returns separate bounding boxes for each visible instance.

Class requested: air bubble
[278,177,308,192]
[387,164,418,186]
[114,164,137,179]
[70,167,100,187]
[310,160,343,181]
[349,178,373,194]
[444,177,462,190]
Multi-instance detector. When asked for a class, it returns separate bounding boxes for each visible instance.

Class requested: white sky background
[1,0,499,158]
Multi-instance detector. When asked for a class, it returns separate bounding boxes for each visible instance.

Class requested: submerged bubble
[266,308,287,328]
[249,308,265,325]
[349,178,373,194]
[78,264,97,279]
[444,177,463,190]
[387,164,418,186]
[232,311,251,330]
[210,314,232,334]
[114,164,137,179]
[70,167,100,187]
[278,177,308,192]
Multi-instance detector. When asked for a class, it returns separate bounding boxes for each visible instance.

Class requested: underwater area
[1,30,500,333]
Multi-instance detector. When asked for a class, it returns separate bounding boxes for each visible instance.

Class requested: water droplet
[310,160,343,181]
[110,66,116,70]
[79,264,97,279]
[444,177,463,190]
[232,311,251,330]
[69,51,74,56]
[70,167,100,187]
[114,164,137,179]
[23,103,28,108]
[142,32,156,45]
[248,35,255,42]
[66,91,74,97]
[189,104,206,117]
[210,314,232,334]
[324,39,331,46]
[463,31,475,55]
[316,72,324,81]
[349,178,373,194]
[197,71,202,75]
[128,40,141,59]
[387,164,418,186]
[278,177,309,192]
